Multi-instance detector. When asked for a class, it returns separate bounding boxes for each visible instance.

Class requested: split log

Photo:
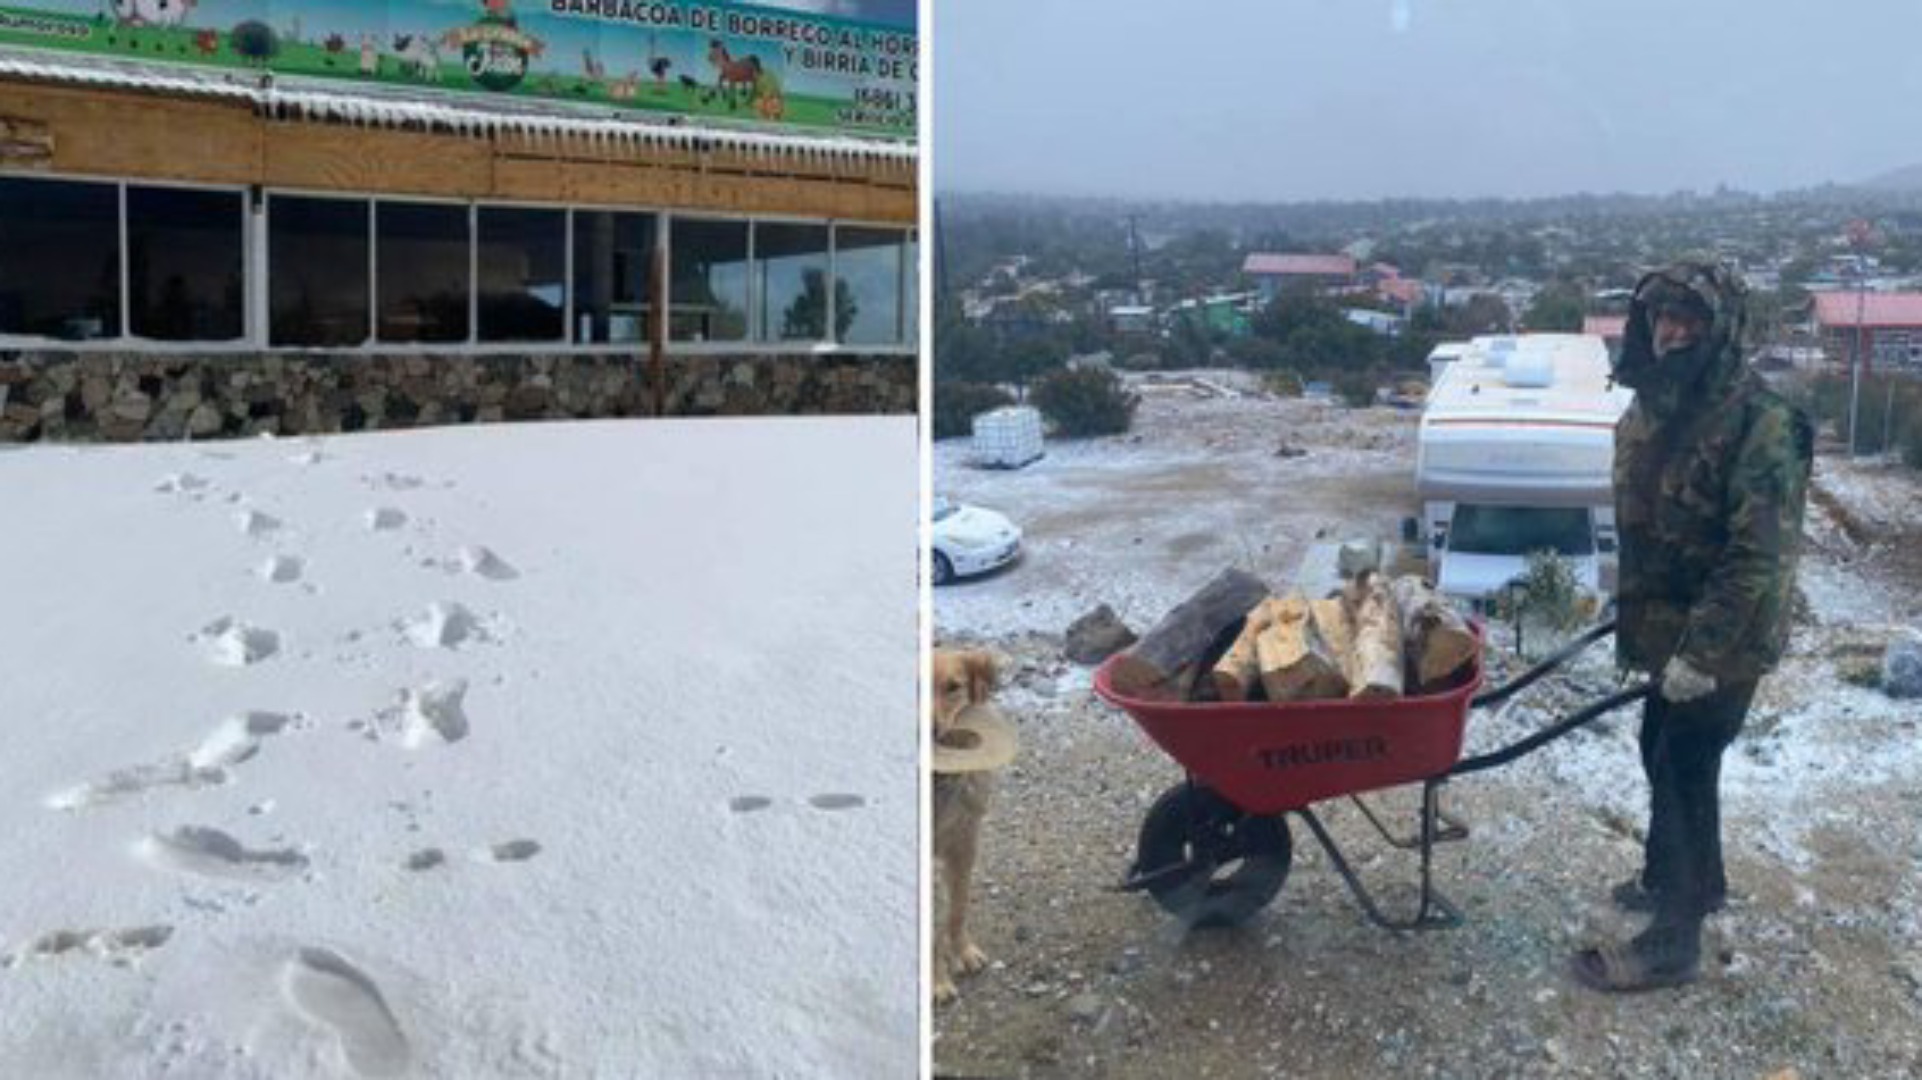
[1256,596,1349,701]
[1342,572,1405,700]
[1389,575,1479,690]
[1108,568,1271,695]
[1209,598,1280,702]
[1309,597,1351,663]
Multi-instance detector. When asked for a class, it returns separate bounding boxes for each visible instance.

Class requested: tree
[1523,285,1585,332]
[781,269,857,340]
[1000,335,1069,398]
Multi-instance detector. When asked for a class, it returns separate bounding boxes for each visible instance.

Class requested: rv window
[1447,505,1593,557]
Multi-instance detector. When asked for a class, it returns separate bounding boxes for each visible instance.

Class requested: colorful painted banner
[0,0,916,138]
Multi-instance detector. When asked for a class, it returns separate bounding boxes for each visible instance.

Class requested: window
[0,177,120,340]
[755,222,831,343]
[834,226,907,346]
[1447,505,1594,557]
[127,186,245,342]
[377,202,470,343]
[573,210,656,345]
[669,218,749,343]
[270,196,370,347]
[477,207,566,343]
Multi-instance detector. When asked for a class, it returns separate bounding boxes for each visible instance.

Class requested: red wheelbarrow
[1093,620,1653,931]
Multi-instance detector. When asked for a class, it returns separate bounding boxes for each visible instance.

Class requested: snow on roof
[1242,253,1357,277]
[1424,333,1632,426]
[1812,291,1922,329]
[0,50,915,167]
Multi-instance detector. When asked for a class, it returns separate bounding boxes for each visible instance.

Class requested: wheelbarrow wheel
[1133,782,1291,928]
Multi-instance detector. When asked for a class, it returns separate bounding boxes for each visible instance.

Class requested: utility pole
[1127,215,1143,304]
[1847,218,1875,458]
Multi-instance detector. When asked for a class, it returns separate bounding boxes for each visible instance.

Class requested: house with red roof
[1243,253,1358,302]
[1812,291,1922,371]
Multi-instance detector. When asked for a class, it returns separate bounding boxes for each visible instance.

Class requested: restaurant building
[0,0,917,440]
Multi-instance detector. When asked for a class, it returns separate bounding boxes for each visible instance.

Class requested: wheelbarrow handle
[1470,619,1618,710]
[1449,681,1655,778]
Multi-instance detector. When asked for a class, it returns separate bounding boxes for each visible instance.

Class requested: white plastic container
[971,406,1045,469]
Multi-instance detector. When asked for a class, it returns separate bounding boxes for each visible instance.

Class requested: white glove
[1660,656,1716,703]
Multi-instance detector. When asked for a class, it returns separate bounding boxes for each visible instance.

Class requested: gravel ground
[932,384,1922,1079]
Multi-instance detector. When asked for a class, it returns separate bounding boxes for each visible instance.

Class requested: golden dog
[931,648,998,1005]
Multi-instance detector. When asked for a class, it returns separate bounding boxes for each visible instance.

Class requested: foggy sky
[934,0,1922,201]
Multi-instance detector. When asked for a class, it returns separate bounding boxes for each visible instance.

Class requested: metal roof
[1812,291,1922,329]
[0,49,915,168]
[1242,253,1356,277]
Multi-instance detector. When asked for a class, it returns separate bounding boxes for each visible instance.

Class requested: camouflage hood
[1612,260,1750,416]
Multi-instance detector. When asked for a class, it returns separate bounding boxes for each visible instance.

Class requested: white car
[932,496,1021,585]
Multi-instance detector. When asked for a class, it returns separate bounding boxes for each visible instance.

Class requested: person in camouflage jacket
[1572,259,1813,992]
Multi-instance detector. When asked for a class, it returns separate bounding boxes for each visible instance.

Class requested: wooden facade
[0,80,916,223]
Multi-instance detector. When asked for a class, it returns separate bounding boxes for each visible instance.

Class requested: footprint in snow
[365,507,407,531]
[397,602,495,650]
[154,473,210,495]
[455,545,518,581]
[136,825,308,881]
[362,471,426,492]
[44,710,299,811]
[31,925,174,966]
[194,616,280,666]
[235,509,283,538]
[485,839,541,862]
[364,681,469,748]
[258,555,304,584]
[728,794,868,813]
[281,947,412,1078]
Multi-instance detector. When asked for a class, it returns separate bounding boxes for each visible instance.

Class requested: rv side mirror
[1597,537,1618,554]
[1401,517,1419,543]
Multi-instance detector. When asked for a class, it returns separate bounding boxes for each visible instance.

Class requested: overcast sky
[934,0,1922,201]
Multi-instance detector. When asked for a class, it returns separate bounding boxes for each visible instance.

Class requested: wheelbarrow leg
[1297,781,1463,932]
[1348,780,1469,851]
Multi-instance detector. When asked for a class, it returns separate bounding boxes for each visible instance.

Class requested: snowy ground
[933,387,1922,1079]
[0,418,917,1079]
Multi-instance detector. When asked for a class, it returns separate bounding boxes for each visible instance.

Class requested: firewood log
[1256,595,1349,701]
[1209,597,1280,702]
[1342,572,1404,700]
[1108,568,1271,695]
[1389,575,1479,690]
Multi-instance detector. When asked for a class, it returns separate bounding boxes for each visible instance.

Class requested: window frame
[0,172,916,357]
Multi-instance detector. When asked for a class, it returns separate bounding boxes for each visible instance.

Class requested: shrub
[1333,368,1380,408]
[1263,370,1306,397]
[1032,368,1139,437]
[932,382,1014,441]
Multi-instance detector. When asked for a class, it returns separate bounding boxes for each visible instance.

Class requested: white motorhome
[1415,334,1634,602]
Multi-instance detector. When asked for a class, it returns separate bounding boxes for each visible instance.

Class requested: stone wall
[0,351,916,441]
